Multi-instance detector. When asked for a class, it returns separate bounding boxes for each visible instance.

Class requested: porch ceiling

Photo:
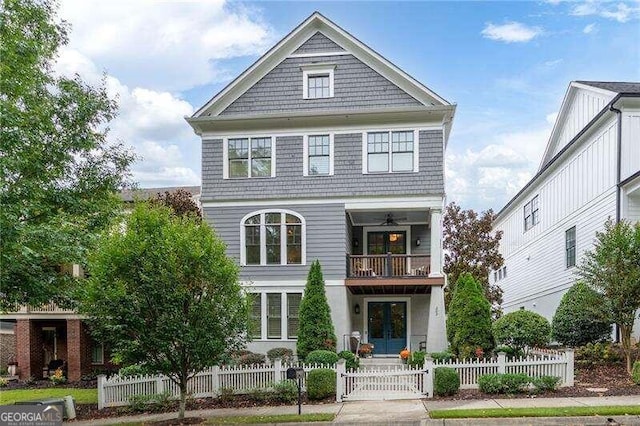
[345,276,444,295]
[349,210,429,226]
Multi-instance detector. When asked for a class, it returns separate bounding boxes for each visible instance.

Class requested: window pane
[266,225,281,264]
[91,342,103,364]
[308,135,330,175]
[245,226,261,265]
[229,159,248,178]
[228,139,249,159]
[265,213,281,224]
[309,156,330,175]
[368,153,388,172]
[250,294,262,339]
[287,293,302,339]
[392,152,413,172]
[566,227,576,268]
[287,225,302,264]
[286,214,301,224]
[251,158,271,177]
[245,214,260,225]
[267,294,281,339]
[308,75,330,99]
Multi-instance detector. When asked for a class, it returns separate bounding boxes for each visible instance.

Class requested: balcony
[2,302,78,319]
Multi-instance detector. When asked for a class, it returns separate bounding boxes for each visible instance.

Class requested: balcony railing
[8,302,76,314]
[346,254,431,278]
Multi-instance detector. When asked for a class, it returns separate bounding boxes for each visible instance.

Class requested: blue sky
[55,0,640,211]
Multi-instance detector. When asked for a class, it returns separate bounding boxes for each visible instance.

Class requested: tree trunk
[178,386,187,420]
[620,324,632,374]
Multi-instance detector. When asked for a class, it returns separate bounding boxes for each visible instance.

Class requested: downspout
[610,102,622,223]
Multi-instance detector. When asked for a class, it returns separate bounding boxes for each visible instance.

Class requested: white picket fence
[338,364,428,401]
[97,360,333,409]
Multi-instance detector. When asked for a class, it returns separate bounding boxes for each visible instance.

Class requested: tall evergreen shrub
[551,281,612,346]
[296,261,337,360]
[446,273,495,358]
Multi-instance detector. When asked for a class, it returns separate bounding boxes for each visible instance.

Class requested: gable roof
[192,12,450,118]
[575,81,640,94]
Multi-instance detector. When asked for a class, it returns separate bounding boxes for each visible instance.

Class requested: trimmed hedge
[531,376,561,392]
[477,373,555,394]
[493,310,551,354]
[305,350,339,366]
[338,351,359,370]
[238,352,266,366]
[267,347,294,363]
[307,369,336,400]
[434,367,460,396]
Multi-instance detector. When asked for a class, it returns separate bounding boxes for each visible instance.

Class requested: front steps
[359,356,407,370]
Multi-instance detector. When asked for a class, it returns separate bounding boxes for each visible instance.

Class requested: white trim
[303,133,334,176]
[239,209,306,266]
[202,124,442,139]
[271,138,277,178]
[362,225,412,256]
[42,326,58,359]
[413,130,419,172]
[361,132,368,175]
[202,196,444,209]
[222,138,229,179]
[92,342,105,365]
[248,290,303,342]
[362,297,412,350]
[362,129,418,174]
[302,65,335,99]
[223,136,275,179]
[242,279,344,287]
[289,51,351,58]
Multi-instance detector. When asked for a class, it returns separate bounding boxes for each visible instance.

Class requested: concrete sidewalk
[67,395,640,425]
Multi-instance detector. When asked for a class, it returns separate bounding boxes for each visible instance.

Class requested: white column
[426,285,447,352]
[429,208,443,277]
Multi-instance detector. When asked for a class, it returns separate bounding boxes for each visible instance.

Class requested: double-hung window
[250,292,302,340]
[302,65,335,99]
[91,341,104,365]
[365,131,416,173]
[304,134,333,176]
[227,137,273,178]
[287,293,301,339]
[267,293,282,339]
[241,210,305,265]
[565,226,576,268]
[524,195,539,231]
[249,294,262,339]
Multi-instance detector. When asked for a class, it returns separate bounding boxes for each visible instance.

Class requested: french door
[367,301,407,354]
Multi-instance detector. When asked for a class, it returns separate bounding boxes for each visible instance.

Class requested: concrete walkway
[67,395,640,425]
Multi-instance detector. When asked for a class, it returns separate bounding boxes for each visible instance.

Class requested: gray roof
[576,81,640,94]
[120,186,201,202]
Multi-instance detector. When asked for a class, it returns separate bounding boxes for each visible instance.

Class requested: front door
[367,231,406,255]
[367,302,407,355]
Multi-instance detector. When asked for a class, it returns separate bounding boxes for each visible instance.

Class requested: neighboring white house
[493,81,640,337]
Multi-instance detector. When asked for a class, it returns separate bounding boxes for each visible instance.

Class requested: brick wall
[0,332,16,371]
[15,319,42,379]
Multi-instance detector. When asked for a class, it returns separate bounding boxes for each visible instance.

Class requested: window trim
[303,134,334,176]
[250,291,303,341]
[91,342,104,365]
[222,137,276,179]
[524,195,540,232]
[362,130,419,174]
[240,209,306,266]
[565,226,576,268]
[302,64,335,99]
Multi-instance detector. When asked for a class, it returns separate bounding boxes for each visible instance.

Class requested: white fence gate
[337,364,429,401]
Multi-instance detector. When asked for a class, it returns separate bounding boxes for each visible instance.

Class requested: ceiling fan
[380,213,407,226]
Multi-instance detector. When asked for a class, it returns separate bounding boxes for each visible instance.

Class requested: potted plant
[400,348,410,364]
[358,343,374,358]
[7,359,17,376]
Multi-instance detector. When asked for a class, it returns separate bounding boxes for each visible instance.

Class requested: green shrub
[493,310,551,354]
[501,373,530,393]
[248,387,270,402]
[119,363,151,377]
[305,350,338,366]
[632,361,640,385]
[551,282,612,347]
[338,351,359,370]
[434,367,460,396]
[296,261,337,360]
[478,374,503,394]
[271,380,298,403]
[430,351,454,362]
[128,392,171,413]
[576,342,623,365]
[238,352,266,366]
[494,345,524,359]
[0,377,8,387]
[219,387,235,403]
[408,351,426,367]
[267,347,294,363]
[306,368,336,400]
[531,376,561,392]
[446,273,495,359]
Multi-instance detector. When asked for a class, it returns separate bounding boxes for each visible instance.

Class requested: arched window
[241,210,306,266]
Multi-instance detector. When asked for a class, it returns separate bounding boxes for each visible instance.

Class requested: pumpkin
[400,348,410,359]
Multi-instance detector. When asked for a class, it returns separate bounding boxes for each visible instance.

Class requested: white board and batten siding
[621,111,640,181]
[496,117,618,315]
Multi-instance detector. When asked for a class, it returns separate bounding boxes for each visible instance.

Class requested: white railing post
[97,374,106,410]
[156,375,164,394]
[211,366,220,397]
[336,359,346,402]
[274,358,282,383]
[497,352,507,374]
[424,355,434,398]
[564,348,574,387]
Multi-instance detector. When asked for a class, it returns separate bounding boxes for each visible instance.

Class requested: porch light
[354,303,360,315]
[416,238,421,246]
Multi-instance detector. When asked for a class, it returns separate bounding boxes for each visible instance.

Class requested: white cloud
[481,22,543,43]
[571,2,639,23]
[59,0,276,91]
[583,23,598,33]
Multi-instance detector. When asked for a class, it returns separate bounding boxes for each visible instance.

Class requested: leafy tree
[296,261,337,360]
[79,204,249,419]
[446,273,495,358]
[0,0,134,310]
[551,281,612,347]
[151,189,201,219]
[492,310,551,355]
[578,219,640,373]
[443,202,504,313]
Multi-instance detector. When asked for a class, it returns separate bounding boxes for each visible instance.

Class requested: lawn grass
[206,413,335,424]
[0,388,98,405]
[430,405,640,419]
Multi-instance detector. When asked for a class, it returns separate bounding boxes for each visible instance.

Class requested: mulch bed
[432,363,640,400]
[3,379,97,390]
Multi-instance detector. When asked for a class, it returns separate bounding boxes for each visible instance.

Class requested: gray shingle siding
[220,54,422,115]
[202,130,444,201]
[204,203,346,281]
[293,31,345,54]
